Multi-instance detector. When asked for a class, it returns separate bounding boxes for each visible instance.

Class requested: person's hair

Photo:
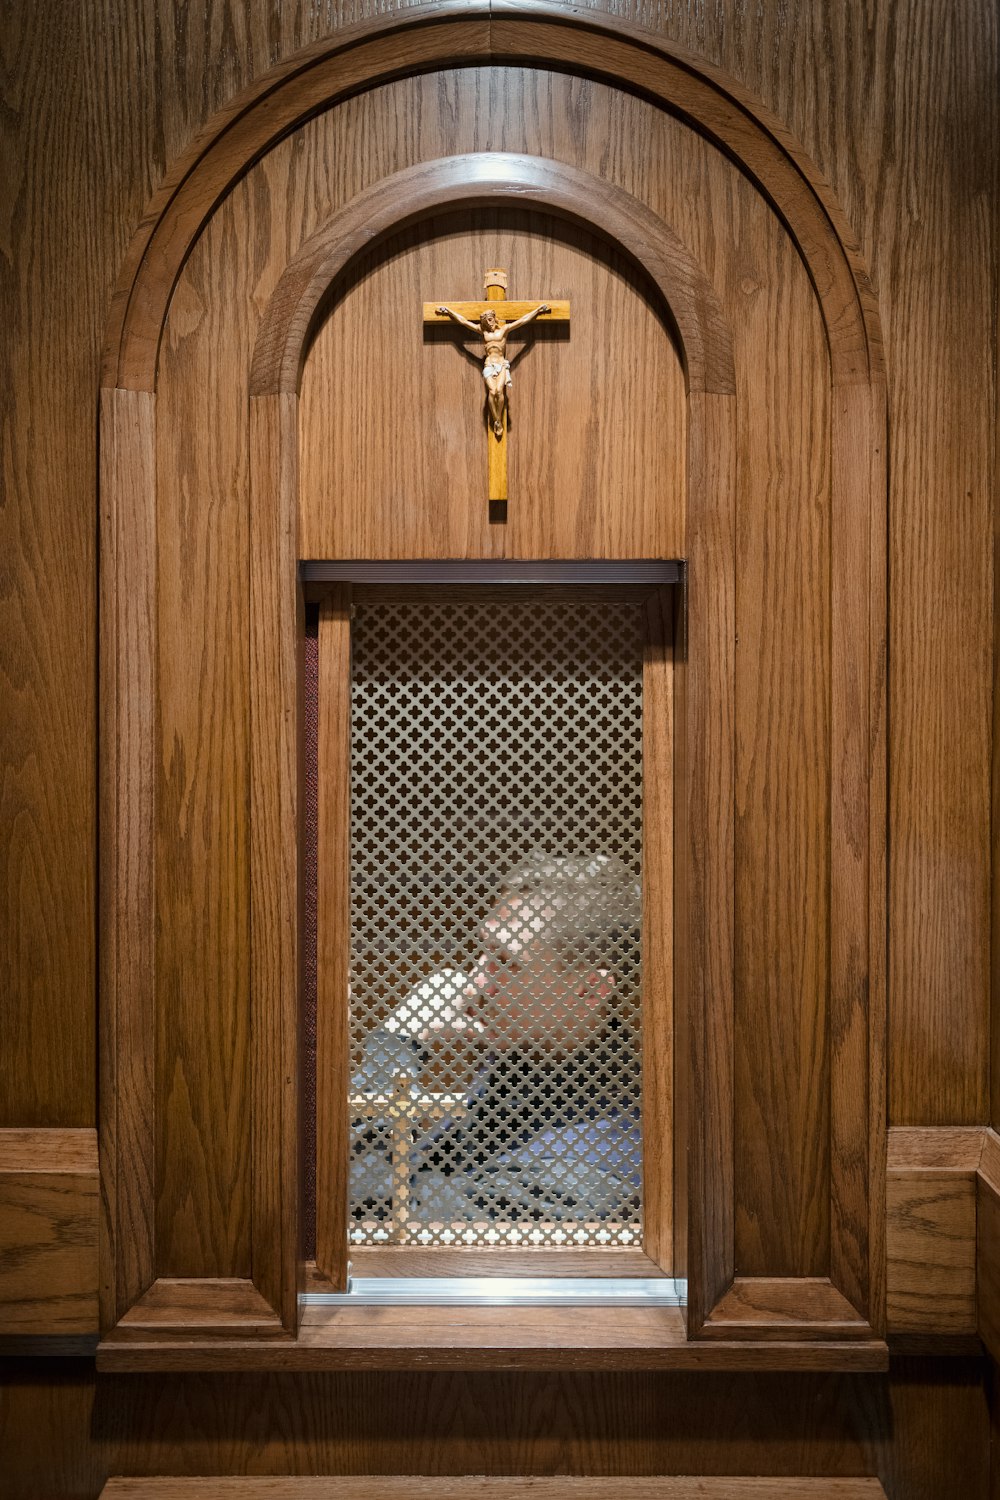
[499,852,640,977]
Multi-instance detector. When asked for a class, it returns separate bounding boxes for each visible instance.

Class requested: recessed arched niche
[99,15,885,1371]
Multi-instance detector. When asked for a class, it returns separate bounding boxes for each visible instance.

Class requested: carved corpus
[425,267,570,503]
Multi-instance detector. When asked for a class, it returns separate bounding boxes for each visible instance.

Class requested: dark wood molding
[248,155,734,398]
[99,1478,890,1497]
[301,560,682,585]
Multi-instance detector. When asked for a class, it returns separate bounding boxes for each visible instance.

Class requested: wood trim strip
[0,1129,98,1336]
[828,383,886,1331]
[642,589,674,1270]
[885,1125,981,1339]
[0,1129,97,1173]
[683,392,737,1332]
[99,1478,889,1497]
[99,388,157,1329]
[249,394,301,1331]
[979,1142,1000,1363]
[314,591,351,1293]
[101,8,881,394]
[114,1277,285,1341]
[887,1126,985,1172]
[97,1306,889,1373]
[301,561,681,584]
[249,154,734,398]
[700,1278,874,1342]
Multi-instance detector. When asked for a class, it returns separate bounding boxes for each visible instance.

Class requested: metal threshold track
[301,1277,687,1307]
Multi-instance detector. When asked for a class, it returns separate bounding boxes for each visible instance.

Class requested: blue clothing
[350,1024,640,1228]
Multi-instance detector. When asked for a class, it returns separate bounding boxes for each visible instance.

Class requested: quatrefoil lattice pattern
[348,599,643,1247]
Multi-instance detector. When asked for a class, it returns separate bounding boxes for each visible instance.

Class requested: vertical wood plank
[829,382,878,1325]
[684,390,737,1333]
[315,589,352,1292]
[249,392,300,1330]
[99,386,157,1327]
[642,589,674,1272]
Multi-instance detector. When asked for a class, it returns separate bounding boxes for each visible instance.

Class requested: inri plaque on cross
[424,268,570,504]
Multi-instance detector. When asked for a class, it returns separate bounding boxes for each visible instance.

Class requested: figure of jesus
[435,301,551,438]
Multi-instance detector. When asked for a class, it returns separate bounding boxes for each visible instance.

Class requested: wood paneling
[100,387,158,1328]
[885,1125,979,1339]
[154,210,252,1282]
[248,393,301,1329]
[0,1358,991,1500]
[2,0,997,1490]
[0,3,100,1131]
[0,1130,98,1335]
[298,206,687,560]
[154,59,858,1310]
[886,1174,976,1336]
[731,223,832,1281]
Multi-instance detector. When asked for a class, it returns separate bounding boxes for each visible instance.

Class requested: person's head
[480,308,499,333]
[464,854,640,1054]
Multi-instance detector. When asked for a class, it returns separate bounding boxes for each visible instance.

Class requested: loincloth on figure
[482,358,512,385]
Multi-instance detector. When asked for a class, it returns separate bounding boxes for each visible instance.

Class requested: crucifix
[424,268,570,503]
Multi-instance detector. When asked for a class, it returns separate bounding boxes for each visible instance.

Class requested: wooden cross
[424,268,570,503]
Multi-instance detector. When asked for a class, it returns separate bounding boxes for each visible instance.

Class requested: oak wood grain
[103,10,879,393]
[97,1302,890,1372]
[885,1174,976,1336]
[0,1129,98,1335]
[98,1480,889,1498]
[154,227,252,1283]
[249,393,301,1330]
[253,154,733,401]
[682,390,737,1331]
[297,201,688,561]
[643,590,674,1271]
[315,592,351,1293]
[0,0,99,1132]
[1,1357,991,1500]
[100,387,158,1328]
[731,224,832,1283]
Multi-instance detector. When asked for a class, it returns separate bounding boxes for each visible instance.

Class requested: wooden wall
[1,0,997,1494]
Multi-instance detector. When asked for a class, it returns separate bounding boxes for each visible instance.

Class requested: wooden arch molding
[100,2,883,393]
[249,153,735,398]
[99,1,887,1367]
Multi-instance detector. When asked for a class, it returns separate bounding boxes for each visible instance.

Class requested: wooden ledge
[114,1279,287,1341]
[98,1302,887,1372]
[101,1479,889,1498]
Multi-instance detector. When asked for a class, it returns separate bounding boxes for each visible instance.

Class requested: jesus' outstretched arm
[501,302,551,335]
[435,305,481,335]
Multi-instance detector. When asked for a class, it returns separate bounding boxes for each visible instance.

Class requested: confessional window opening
[343,589,646,1253]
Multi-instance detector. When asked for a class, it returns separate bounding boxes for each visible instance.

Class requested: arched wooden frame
[249,153,734,1321]
[99,5,886,1365]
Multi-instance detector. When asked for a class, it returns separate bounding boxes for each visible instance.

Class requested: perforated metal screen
[348,598,643,1247]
